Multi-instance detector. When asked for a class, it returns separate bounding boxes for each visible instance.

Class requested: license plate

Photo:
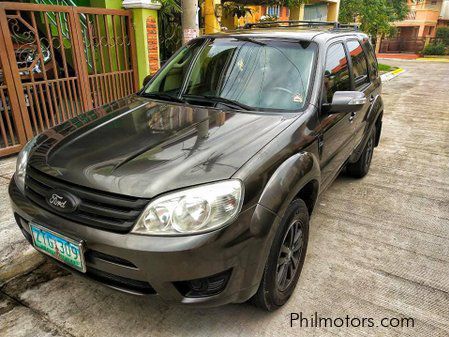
[30,223,86,273]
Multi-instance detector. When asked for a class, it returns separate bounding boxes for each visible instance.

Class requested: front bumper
[9,179,279,307]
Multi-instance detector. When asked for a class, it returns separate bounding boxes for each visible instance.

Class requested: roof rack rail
[243,20,359,31]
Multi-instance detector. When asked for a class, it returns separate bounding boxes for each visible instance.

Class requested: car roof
[204,27,368,44]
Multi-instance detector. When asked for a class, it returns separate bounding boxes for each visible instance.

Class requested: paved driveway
[1,60,448,337]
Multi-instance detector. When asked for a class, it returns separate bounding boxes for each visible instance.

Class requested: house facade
[220,0,340,31]
[394,0,449,38]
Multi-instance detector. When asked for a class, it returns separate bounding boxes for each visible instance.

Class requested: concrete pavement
[0,60,448,337]
[0,157,45,284]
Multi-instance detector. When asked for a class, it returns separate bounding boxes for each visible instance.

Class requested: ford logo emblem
[45,190,80,213]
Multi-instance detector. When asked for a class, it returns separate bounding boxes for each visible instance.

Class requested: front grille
[25,166,149,233]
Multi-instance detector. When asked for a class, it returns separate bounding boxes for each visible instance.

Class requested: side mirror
[326,91,367,113]
[142,74,153,87]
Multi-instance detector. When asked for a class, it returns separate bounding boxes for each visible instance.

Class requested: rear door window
[347,40,370,89]
[362,38,379,81]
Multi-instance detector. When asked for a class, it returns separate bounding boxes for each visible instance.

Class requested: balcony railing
[406,10,417,20]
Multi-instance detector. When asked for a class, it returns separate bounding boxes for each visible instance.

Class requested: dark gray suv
[9,21,383,311]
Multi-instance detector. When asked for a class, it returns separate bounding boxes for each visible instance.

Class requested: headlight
[132,180,244,236]
[15,137,38,193]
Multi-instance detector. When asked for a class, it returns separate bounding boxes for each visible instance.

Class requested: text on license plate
[30,223,85,272]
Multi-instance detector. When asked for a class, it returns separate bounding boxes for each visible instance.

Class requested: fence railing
[0,2,138,157]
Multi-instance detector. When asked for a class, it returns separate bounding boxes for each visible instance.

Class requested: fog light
[173,269,232,298]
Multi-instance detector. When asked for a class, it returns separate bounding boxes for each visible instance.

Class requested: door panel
[318,42,355,188]
[319,112,355,188]
[347,39,374,148]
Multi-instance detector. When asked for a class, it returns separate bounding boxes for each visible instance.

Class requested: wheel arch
[257,151,321,219]
[295,179,319,215]
[243,152,320,302]
[349,95,384,163]
[374,109,383,147]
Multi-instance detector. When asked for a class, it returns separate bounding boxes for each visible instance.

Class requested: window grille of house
[267,5,281,17]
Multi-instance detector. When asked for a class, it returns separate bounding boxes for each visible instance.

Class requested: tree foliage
[283,0,309,8]
[339,0,408,37]
[158,0,183,62]
[436,27,449,46]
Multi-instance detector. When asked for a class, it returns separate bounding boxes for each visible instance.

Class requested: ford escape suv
[9,21,383,311]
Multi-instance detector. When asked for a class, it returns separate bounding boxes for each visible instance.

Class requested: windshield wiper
[141,92,186,103]
[183,94,252,111]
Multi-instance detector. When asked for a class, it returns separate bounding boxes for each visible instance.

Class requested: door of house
[0,2,138,157]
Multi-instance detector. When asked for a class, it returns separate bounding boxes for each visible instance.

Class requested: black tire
[346,126,376,178]
[250,199,309,311]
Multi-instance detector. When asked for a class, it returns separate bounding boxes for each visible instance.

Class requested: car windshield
[142,37,318,111]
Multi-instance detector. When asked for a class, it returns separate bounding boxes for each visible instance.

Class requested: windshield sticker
[293,94,304,104]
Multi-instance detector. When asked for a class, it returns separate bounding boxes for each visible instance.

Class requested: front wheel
[250,199,309,311]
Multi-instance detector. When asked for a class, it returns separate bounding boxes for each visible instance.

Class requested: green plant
[283,0,309,8]
[436,27,449,46]
[158,0,182,62]
[340,0,409,37]
[421,42,447,56]
[223,2,253,19]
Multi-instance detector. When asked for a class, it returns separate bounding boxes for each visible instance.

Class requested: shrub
[436,27,449,46]
[421,42,447,56]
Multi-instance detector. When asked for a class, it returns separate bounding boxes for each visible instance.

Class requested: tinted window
[323,43,351,103]
[146,41,203,95]
[347,40,369,89]
[362,38,378,81]
[145,38,318,111]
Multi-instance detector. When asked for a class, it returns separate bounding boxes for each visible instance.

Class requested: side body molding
[257,151,321,219]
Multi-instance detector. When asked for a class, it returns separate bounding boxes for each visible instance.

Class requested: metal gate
[0,2,138,157]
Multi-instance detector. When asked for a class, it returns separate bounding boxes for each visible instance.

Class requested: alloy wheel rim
[276,219,304,292]
[364,137,374,170]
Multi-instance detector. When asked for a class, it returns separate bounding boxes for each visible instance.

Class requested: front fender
[257,151,320,219]
[238,152,320,297]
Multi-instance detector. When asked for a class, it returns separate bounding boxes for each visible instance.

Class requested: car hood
[29,95,295,198]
